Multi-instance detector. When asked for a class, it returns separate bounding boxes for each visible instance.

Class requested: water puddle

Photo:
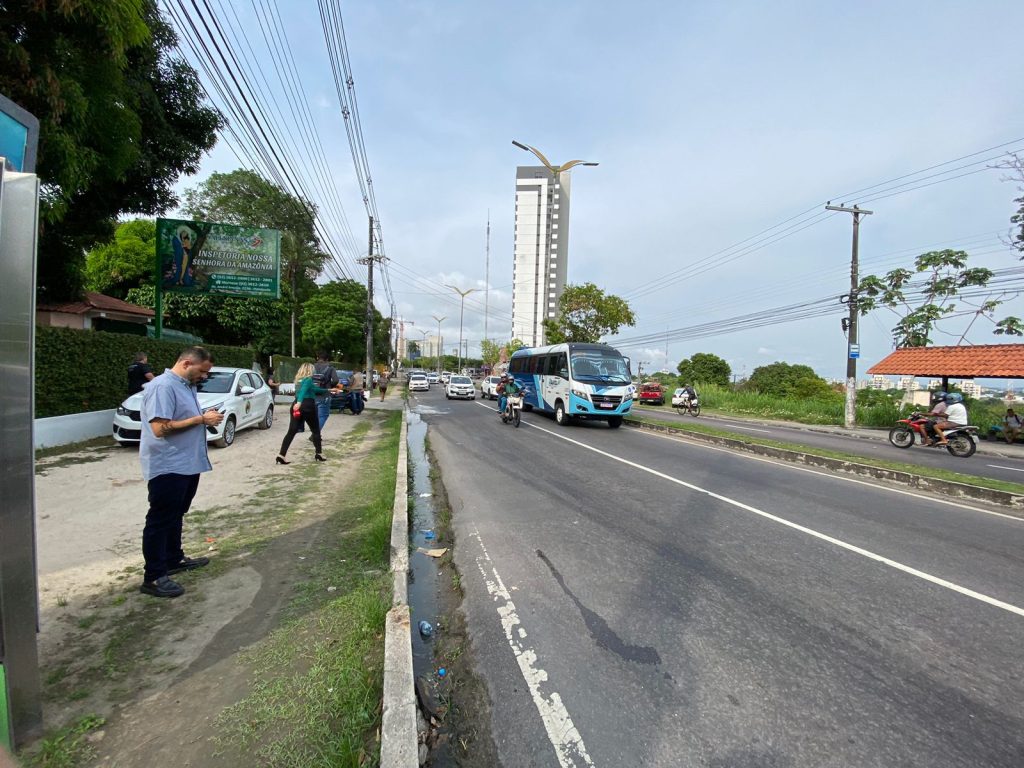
[406,410,441,676]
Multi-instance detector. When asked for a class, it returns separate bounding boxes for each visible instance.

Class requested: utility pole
[358,217,386,391]
[826,203,873,429]
[432,314,446,376]
[484,211,491,344]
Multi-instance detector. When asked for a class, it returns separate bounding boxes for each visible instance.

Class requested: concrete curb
[626,419,1024,515]
[381,409,417,767]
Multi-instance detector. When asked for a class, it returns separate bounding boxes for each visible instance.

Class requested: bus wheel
[555,401,570,426]
[607,416,623,429]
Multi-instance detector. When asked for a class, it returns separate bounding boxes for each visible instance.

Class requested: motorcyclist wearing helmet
[932,392,968,446]
[497,373,522,418]
[923,391,948,443]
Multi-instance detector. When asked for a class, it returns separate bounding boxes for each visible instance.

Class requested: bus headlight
[571,388,590,401]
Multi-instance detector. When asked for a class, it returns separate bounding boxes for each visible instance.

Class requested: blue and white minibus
[508,343,633,428]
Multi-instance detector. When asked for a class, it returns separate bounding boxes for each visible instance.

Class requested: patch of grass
[213,411,403,767]
[76,615,99,630]
[55,595,68,608]
[20,714,105,768]
[35,436,114,461]
[630,414,1024,496]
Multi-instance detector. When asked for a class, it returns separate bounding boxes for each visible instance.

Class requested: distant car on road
[445,375,476,400]
[427,372,440,385]
[480,375,502,400]
[409,374,429,392]
[637,382,665,405]
[441,371,453,385]
[113,367,274,448]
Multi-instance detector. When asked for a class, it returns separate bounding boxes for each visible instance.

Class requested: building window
[552,233,558,239]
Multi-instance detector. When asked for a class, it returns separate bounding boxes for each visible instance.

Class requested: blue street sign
[849,343,860,359]
[0,94,39,173]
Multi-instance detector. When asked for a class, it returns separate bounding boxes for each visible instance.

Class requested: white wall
[34,409,116,449]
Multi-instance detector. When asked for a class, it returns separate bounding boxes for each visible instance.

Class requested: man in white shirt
[932,394,968,446]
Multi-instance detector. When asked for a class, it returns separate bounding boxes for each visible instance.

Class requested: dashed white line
[722,423,771,433]
[474,401,1024,617]
[987,464,1024,473]
[470,526,594,768]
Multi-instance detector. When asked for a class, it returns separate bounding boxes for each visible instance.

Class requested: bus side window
[556,352,568,379]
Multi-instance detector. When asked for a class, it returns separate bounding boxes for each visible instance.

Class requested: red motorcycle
[888,412,978,458]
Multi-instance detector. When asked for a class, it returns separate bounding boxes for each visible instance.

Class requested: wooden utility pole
[358,217,386,389]
[826,204,873,429]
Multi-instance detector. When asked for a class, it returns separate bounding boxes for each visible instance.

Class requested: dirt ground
[30,399,401,766]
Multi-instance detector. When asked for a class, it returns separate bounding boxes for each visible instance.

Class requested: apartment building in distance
[512,166,571,347]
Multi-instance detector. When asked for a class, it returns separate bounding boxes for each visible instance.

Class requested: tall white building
[871,374,891,390]
[960,380,983,399]
[512,166,571,347]
[898,376,920,391]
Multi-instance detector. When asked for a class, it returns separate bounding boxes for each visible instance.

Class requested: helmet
[945,392,964,404]
[931,390,947,403]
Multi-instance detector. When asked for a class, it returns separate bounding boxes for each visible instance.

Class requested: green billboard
[156,217,281,298]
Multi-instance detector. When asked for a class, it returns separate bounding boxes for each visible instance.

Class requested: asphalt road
[633,404,1024,485]
[412,385,1024,767]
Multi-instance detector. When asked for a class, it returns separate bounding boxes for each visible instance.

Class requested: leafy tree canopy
[543,283,636,343]
[300,280,390,365]
[747,361,835,400]
[858,249,1023,347]
[1,0,221,300]
[480,339,501,369]
[84,219,156,299]
[677,352,731,387]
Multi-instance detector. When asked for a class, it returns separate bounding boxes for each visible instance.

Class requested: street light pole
[444,285,477,374]
[432,314,446,375]
[511,141,598,346]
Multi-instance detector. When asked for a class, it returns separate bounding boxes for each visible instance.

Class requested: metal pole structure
[432,315,446,376]
[444,286,477,374]
[357,217,386,391]
[484,211,490,344]
[826,204,873,429]
[290,262,297,357]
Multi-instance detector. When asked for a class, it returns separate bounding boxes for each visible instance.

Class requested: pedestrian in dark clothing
[128,352,154,396]
[312,352,339,430]
[277,362,340,464]
[139,346,223,598]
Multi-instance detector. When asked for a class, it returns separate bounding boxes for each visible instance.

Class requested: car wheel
[215,415,236,448]
[257,405,273,430]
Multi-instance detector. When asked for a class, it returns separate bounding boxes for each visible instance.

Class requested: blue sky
[175,1,1024,382]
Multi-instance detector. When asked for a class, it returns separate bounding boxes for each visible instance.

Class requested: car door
[542,352,569,410]
[235,372,259,427]
[249,372,271,420]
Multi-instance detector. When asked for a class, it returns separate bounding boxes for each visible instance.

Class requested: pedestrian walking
[128,352,154,396]
[350,369,365,414]
[1004,408,1022,444]
[138,347,223,598]
[379,370,390,401]
[311,351,339,431]
[277,362,341,464]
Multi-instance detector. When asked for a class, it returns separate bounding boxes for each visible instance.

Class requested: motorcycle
[888,411,978,458]
[501,389,527,428]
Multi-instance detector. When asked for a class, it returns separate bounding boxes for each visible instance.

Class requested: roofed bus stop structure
[867,344,1024,402]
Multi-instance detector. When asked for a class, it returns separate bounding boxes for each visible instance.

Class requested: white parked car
[441,371,453,384]
[445,375,476,400]
[113,367,274,448]
[409,374,430,392]
[427,372,440,385]
[480,375,502,400]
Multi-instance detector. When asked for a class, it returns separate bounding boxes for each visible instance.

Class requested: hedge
[35,327,257,418]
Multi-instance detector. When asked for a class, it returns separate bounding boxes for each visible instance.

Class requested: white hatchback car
[409,374,430,392]
[427,372,440,385]
[445,375,476,400]
[480,375,502,400]
[113,367,275,448]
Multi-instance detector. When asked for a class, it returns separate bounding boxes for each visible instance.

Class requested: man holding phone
[138,346,223,598]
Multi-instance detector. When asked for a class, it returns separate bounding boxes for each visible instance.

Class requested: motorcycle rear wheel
[513,409,520,428]
[888,426,915,449]
[946,434,976,458]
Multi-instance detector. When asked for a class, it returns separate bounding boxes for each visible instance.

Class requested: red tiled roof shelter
[867,344,1024,379]
[36,291,154,318]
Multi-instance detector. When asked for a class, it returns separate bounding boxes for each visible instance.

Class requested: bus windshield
[570,349,631,384]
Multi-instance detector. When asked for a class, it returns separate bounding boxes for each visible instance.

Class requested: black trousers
[143,473,200,581]
[280,398,321,456]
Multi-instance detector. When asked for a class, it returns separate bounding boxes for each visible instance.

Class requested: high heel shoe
[314,454,326,462]
[276,456,290,465]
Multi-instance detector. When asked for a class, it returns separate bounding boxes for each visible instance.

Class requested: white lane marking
[987,464,1024,473]
[640,428,1024,523]
[722,423,771,433]
[470,526,594,768]
[474,402,1024,617]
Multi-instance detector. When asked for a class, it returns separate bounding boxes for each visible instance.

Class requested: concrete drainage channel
[382,409,458,767]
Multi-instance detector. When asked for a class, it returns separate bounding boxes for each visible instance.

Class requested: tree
[300,280,389,365]
[543,283,636,343]
[677,353,731,386]
[480,339,501,370]
[857,249,1023,347]
[84,219,156,299]
[1,0,221,300]
[747,362,835,400]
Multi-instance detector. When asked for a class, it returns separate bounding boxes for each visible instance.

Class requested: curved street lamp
[432,314,446,375]
[444,285,478,374]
